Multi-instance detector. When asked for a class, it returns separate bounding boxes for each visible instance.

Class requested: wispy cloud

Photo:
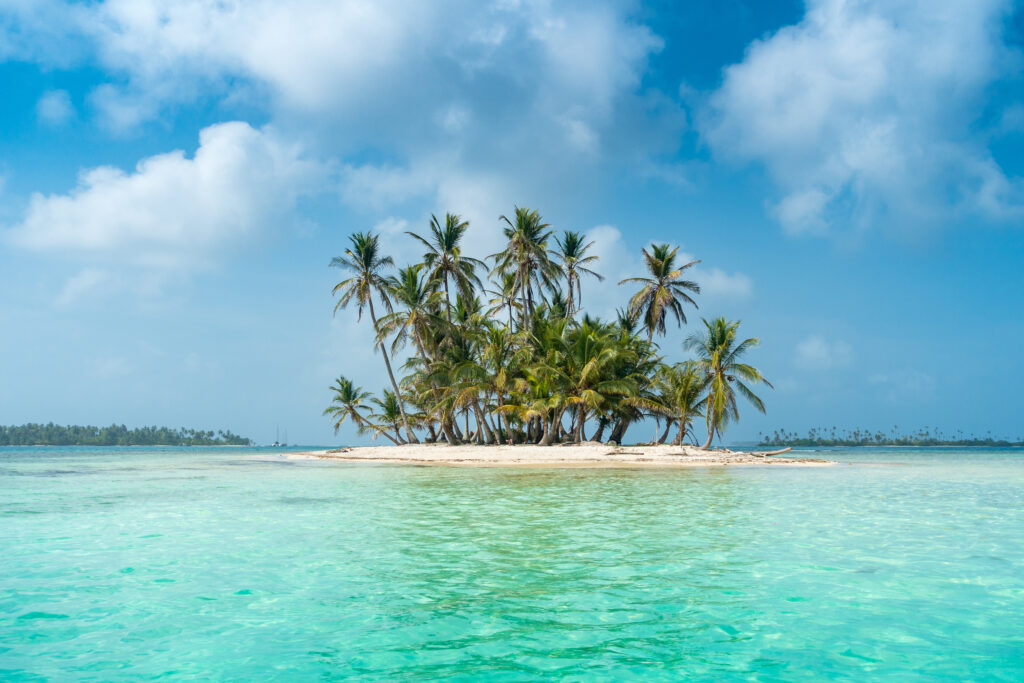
[36,89,74,126]
[795,334,853,370]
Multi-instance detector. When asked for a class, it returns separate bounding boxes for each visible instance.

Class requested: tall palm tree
[407,213,484,322]
[490,206,558,330]
[684,317,771,449]
[323,375,401,446]
[619,243,700,341]
[330,231,419,443]
[554,231,604,316]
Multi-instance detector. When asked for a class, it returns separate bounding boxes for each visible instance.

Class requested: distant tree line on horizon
[759,426,1024,447]
[0,423,252,447]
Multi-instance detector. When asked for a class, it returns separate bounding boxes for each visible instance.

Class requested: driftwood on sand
[749,446,793,457]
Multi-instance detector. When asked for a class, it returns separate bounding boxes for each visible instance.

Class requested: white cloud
[703,0,1024,234]
[6,121,322,267]
[7,0,665,146]
[697,267,752,300]
[795,334,853,370]
[36,89,74,126]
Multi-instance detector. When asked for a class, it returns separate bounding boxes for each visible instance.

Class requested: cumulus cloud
[6,121,323,267]
[795,334,853,370]
[6,0,666,148]
[703,0,1024,234]
[36,89,74,126]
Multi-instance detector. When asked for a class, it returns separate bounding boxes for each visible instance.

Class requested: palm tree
[654,361,706,445]
[370,389,406,444]
[407,213,484,322]
[559,320,638,442]
[485,272,521,328]
[330,231,419,443]
[323,375,402,446]
[554,231,603,316]
[490,206,558,330]
[377,264,445,363]
[684,317,772,449]
[619,243,700,341]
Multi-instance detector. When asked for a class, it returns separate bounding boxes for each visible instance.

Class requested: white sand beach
[288,443,833,468]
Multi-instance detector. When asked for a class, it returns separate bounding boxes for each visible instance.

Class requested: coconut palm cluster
[326,207,770,447]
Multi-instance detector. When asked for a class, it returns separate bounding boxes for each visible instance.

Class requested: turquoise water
[2,447,1023,680]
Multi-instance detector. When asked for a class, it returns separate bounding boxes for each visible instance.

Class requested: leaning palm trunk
[702,410,716,449]
[440,417,460,444]
[473,401,495,444]
[609,416,633,444]
[500,410,516,445]
[539,408,564,446]
[658,421,671,444]
[367,297,418,443]
[674,421,687,446]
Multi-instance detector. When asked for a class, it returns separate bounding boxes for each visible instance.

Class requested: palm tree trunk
[483,403,500,442]
[702,407,715,449]
[574,407,586,442]
[566,273,574,317]
[502,413,515,445]
[441,418,459,445]
[368,296,418,443]
[658,422,671,444]
[474,401,495,444]
[356,415,401,446]
[539,414,556,446]
[443,274,452,323]
[520,266,530,331]
[674,421,686,446]
[609,418,630,444]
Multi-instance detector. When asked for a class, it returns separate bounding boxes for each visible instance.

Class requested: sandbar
[287,443,833,468]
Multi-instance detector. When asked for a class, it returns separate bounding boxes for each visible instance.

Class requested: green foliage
[0,424,251,446]
[618,243,699,340]
[327,207,771,447]
[685,317,771,448]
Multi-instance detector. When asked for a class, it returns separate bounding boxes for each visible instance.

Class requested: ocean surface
[1,446,1022,681]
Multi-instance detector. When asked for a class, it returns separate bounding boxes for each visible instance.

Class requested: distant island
[759,427,1023,448]
[0,423,252,447]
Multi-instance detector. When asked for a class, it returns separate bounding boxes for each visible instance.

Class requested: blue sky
[1,0,1023,445]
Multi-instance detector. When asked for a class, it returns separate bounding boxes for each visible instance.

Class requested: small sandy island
[287,443,833,468]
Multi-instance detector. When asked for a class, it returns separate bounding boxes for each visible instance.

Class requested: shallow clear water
[1,446,1023,680]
